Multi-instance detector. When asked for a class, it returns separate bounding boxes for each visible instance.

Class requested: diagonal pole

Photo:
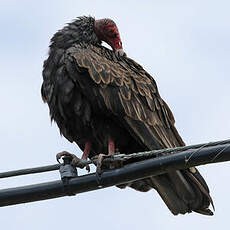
[0,141,229,207]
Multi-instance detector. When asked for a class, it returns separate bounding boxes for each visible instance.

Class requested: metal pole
[1,139,229,179]
[0,142,229,207]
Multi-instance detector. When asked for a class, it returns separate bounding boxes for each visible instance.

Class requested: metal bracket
[59,155,78,196]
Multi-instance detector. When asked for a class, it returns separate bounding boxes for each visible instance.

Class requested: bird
[41,16,214,216]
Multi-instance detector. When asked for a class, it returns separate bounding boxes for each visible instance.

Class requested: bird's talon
[86,164,90,173]
[56,151,73,163]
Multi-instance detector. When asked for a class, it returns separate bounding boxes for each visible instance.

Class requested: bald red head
[94,18,124,54]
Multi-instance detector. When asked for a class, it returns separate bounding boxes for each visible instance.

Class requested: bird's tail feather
[118,168,213,216]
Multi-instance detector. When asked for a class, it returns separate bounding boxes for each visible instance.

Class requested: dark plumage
[41,16,213,215]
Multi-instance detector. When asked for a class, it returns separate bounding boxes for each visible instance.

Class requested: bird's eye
[106,27,117,38]
[108,31,117,38]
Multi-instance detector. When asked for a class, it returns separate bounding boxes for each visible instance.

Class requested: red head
[94,18,124,55]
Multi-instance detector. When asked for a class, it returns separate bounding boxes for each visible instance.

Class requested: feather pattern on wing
[65,44,184,149]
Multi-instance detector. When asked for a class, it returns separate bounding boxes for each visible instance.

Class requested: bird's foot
[95,151,122,175]
[56,151,90,172]
[95,154,108,175]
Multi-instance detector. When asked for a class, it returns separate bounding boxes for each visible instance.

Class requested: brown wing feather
[67,44,184,149]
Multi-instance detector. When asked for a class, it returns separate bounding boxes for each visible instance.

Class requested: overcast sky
[0,0,230,229]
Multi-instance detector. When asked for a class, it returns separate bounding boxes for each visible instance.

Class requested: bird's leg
[96,137,115,174]
[81,141,91,160]
[80,141,91,172]
[108,137,115,156]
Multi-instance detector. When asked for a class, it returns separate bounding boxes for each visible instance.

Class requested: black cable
[0,141,229,207]
[0,139,230,179]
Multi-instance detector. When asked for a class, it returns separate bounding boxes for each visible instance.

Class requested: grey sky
[0,0,229,229]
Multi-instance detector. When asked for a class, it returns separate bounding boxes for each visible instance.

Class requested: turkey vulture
[41,16,213,215]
